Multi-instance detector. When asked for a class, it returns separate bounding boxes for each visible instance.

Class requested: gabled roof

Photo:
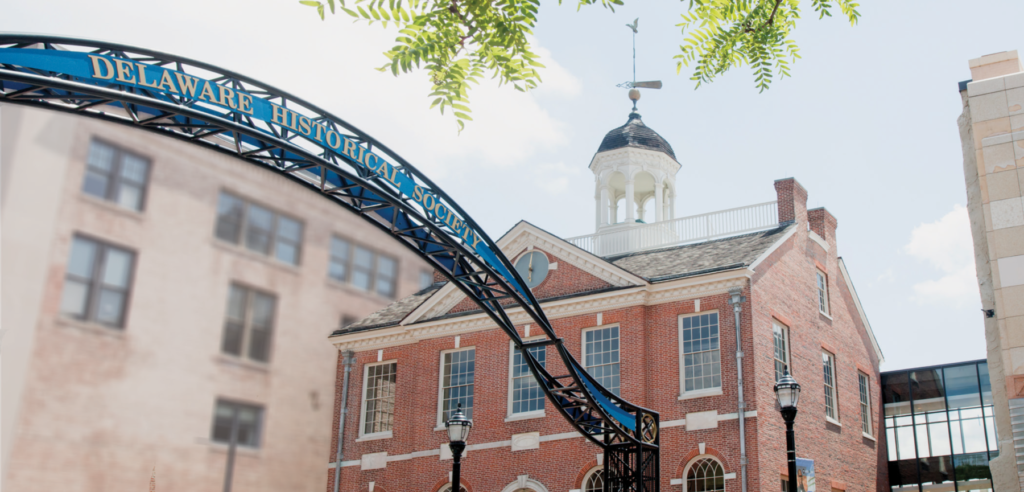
[609,224,798,281]
[334,222,797,335]
[334,283,444,334]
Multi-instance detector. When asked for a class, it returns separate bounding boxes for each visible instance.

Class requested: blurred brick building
[1,103,433,492]
[327,111,887,492]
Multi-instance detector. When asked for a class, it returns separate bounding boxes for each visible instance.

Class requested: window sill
[818,311,833,321]
[200,438,262,457]
[210,239,301,274]
[79,193,146,221]
[55,316,126,338]
[325,278,396,303]
[679,388,723,400]
[505,411,546,422]
[862,432,876,441]
[825,417,842,427]
[356,431,393,442]
[215,354,270,372]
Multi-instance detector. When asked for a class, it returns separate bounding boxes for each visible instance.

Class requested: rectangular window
[440,348,475,422]
[680,313,721,394]
[361,362,397,437]
[859,372,872,435]
[82,139,151,211]
[420,270,434,290]
[823,351,838,421]
[329,236,350,282]
[60,235,136,328]
[584,326,620,396]
[773,320,790,381]
[210,400,263,448]
[329,237,398,299]
[340,315,359,329]
[816,270,830,315]
[510,343,546,415]
[214,192,303,265]
[375,256,397,298]
[222,284,276,363]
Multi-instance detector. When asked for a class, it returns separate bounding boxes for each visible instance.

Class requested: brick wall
[326,180,883,492]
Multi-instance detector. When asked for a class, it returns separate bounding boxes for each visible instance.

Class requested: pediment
[403,221,646,324]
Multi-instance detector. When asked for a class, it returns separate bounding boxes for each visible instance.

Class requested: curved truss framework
[0,35,659,491]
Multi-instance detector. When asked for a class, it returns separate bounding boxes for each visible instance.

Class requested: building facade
[326,110,887,492]
[882,359,998,492]
[956,49,1024,492]
[1,103,432,492]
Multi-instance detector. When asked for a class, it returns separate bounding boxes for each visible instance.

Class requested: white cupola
[590,110,680,233]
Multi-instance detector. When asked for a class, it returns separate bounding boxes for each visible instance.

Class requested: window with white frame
[816,269,830,315]
[822,351,838,421]
[509,342,546,416]
[440,348,475,422]
[680,312,721,394]
[858,371,872,435]
[773,320,790,382]
[583,467,604,492]
[685,458,725,492]
[584,326,620,396]
[361,362,397,437]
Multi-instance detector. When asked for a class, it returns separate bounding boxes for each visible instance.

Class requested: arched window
[583,467,604,492]
[686,458,725,492]
[440,485,468,492]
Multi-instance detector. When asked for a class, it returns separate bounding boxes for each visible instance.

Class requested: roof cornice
[330,269,750,352]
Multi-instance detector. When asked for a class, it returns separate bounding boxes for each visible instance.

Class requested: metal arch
[0,35,659,490]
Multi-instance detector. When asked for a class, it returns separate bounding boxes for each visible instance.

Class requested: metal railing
[566,201,779,256]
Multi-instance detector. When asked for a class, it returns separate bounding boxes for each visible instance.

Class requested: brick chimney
[807,207,838,247]
[774,178,808,225]
[969,50,1022,81]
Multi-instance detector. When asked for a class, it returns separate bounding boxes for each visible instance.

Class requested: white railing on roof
[565,201,779,257]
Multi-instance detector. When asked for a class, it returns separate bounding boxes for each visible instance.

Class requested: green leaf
[299,0,320,6]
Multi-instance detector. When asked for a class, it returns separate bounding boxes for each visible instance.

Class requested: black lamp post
[445,403,472,491]
[774,368,801,492]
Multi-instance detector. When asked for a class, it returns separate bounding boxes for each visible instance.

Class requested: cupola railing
[567,201,779,256]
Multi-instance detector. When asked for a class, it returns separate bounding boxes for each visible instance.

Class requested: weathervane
[617,18,662,112]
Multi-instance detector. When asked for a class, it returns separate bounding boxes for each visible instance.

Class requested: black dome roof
[597,112,676,160]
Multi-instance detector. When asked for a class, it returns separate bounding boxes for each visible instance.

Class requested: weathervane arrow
[617,17,662,111]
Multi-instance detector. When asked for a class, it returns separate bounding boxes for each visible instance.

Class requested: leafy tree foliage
[301,0,860,129]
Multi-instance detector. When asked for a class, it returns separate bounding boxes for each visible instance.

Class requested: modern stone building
[1,103,433,492]
[326,110,887,492]
[957,49,1024,492]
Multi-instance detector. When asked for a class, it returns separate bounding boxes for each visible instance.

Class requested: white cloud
[903,205,979,307]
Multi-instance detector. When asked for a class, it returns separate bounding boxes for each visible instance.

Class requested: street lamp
[446,403,473,492]
[774,368,801,492]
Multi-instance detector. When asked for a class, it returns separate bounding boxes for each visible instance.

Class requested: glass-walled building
[884,360,998,492]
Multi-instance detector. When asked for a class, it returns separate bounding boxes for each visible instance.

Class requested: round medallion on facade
[514,251,549,289]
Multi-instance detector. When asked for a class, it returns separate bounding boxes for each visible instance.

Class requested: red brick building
[325,112,887,492]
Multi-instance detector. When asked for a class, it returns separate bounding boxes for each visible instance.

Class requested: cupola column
[599,186,610,226]
[654,179,664,223]
[625,179,636,223]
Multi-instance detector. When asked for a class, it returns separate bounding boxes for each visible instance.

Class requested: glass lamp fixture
[774,368,801,410]
[446,404,473,444]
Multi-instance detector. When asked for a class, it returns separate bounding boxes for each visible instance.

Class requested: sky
[3,0,1022,371]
